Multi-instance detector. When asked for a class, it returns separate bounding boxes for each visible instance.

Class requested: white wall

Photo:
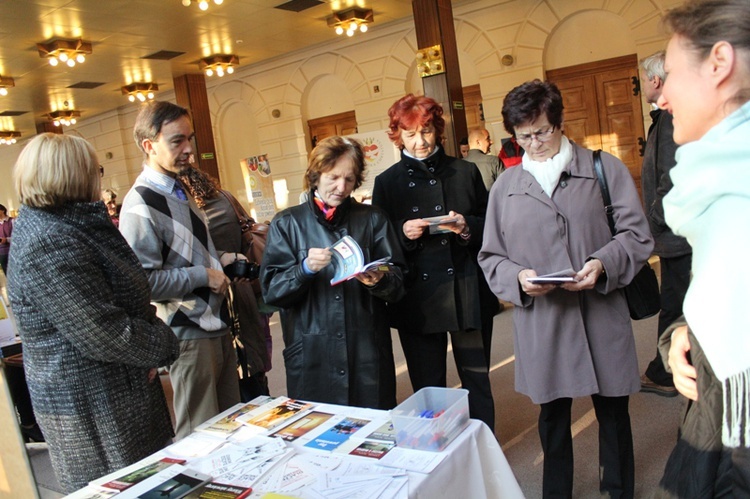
[0,0,683,213]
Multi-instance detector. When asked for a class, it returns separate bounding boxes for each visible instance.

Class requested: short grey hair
[14,133,101,208]
[639,50,666,81]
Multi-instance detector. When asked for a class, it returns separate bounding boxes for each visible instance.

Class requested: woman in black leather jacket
[260,136,406,409]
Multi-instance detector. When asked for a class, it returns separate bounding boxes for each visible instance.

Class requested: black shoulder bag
[593,150,660,320]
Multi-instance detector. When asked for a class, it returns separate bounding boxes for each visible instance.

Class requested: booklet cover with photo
[348,440,396,460]
[182,481,253,499]
[240,398,314,432]
[329,235,391,286]
[196,396,274,436]
[365,421,397,443]
[271,411,336,442]
[304,417,371,451]
[115,465,211,499]
[91,456,186,492]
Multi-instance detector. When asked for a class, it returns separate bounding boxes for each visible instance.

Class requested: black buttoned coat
[372,148,488,334]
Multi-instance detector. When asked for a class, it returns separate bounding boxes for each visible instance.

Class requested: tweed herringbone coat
[7,202,180,493]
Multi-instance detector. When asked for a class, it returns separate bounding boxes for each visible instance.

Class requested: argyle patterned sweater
[120,173,229,340]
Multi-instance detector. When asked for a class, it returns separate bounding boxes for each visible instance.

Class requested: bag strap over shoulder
[592,149,616,236]
[220,190,256,228]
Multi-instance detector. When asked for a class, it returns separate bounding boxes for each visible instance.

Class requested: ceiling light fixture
[121,82,159,102]
[199,54,238,77]
[48,110,81,127]
[0,75,15,96]
[327,7,373,37]
[0,131,21,145]
[37,38,92,67]
[182,0,224,11]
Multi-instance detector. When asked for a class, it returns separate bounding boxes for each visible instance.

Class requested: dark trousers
[539,395,634,498]
[646,253,692,386]
[4,363,38,427]
[398,329,495,432]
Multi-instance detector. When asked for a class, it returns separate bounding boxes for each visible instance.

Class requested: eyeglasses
[515,126,556,145]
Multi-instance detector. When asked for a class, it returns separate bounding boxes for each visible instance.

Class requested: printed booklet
[526,268,577,285]
[329,235,391,286]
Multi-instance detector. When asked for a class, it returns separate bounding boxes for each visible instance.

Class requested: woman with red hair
[372,94,495,431]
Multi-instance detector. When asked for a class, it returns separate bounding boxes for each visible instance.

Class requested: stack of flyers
[188,436,293,488]
[306,462,408,499]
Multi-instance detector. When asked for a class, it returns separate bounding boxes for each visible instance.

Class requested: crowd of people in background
[2,0,749,496]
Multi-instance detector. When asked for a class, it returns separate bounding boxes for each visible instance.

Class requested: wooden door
[463,84,484,132]
[547,55,646,188]
[308,111,358,148]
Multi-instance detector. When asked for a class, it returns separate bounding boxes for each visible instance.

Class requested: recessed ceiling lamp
[121,82,159,102]
[0,76,15,96]
[37,38,92,67]
[48,110,81,127]
[199,54,238,77]
[0,131,21,145]
[327,7,374,37]
[182,0,224,11]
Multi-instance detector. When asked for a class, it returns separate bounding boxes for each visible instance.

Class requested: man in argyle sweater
[120,101,240,439]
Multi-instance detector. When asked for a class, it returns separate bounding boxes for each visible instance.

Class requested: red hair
[386,94,445,148]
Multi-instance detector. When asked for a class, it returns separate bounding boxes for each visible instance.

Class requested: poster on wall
[344,130,400,203]
[240,154,277,223]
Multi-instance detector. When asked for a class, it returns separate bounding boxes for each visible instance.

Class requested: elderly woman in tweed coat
[7,133,180,493]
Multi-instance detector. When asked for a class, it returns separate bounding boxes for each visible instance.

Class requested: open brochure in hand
[329,235,391,286]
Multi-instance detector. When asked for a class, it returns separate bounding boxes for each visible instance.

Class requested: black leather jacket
[260,195,405,409]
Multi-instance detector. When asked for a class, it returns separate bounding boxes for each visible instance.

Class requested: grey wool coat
[7,202,180,493]
[478,143,653,404]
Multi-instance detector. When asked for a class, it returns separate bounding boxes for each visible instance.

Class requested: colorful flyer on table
[271,411,335,442]
[304,417,371,451]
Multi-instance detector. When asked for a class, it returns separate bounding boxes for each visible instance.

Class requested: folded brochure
[526,268,577,284]
[329,235,390,286]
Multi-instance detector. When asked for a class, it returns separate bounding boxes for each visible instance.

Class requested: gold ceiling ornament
[199,54,238,77]
[121,82,159,102]
[327,7,374,37]
[182,0,224,11]
[416,45,445,78]
[0,75,15,96]
[0,130,21,145]
[48,110,81,127]
[37,38,93,67]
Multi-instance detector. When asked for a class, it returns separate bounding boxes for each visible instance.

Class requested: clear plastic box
[390,387,470,452]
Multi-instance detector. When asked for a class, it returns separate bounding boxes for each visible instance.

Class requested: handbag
[593,150,661,320]
[220,190,270,294]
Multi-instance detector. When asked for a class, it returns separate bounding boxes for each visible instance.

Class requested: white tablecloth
[408,420,524,498]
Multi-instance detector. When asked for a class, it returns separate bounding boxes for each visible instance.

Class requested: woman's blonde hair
[14,133,101,208]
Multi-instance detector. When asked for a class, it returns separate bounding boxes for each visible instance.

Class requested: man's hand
[305,247,332,273]
[219,252,247,268]
[206,268,230,295]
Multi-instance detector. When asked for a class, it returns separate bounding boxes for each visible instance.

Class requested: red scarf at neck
[313,196,336,221]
